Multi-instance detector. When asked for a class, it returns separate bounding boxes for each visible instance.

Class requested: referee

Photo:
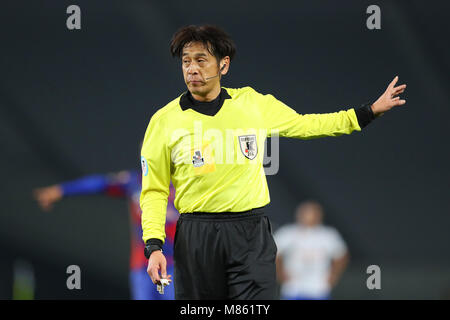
[140,25,407,300]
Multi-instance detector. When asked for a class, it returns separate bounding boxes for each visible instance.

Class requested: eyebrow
[182,52,208,58]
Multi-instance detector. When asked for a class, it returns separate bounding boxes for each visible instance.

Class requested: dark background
[1,0,449,299]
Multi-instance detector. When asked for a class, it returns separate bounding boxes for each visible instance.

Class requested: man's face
[296,204,323,227]
[182,41,221,96]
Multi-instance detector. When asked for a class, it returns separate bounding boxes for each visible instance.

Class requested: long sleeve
[140,112,171,244]
[61,172,133,198]
[61,174,109,196]
[260,92,362,139]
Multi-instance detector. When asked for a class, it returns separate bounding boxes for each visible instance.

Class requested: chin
[188,84,206,94]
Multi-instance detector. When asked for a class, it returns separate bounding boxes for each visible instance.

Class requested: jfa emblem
[238,135,258,160]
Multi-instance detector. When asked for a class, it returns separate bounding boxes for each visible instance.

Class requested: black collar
[179,88,232,115]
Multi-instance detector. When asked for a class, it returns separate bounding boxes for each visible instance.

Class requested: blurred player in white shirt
[274,200,349,300]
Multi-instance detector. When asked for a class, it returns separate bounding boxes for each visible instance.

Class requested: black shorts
[173,207,278,300]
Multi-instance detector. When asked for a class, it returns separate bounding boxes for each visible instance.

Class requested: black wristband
[144,238,163,259]
[355,102,376,129]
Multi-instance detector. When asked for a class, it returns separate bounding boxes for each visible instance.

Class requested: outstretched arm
[260,76,407,139]
[32,172,131,211]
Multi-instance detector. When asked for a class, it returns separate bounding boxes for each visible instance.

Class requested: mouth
[188,79,204,85]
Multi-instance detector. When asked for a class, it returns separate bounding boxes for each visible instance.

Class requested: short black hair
[169,25,236,64]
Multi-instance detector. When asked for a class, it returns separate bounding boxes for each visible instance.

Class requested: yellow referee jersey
[140,86,361,243]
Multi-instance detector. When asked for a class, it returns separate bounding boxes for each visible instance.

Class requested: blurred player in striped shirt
[33,169,178,300]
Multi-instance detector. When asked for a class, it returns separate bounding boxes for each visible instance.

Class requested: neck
[191,85,221,102]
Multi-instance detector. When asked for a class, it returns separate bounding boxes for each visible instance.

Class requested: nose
[186,62,199,74]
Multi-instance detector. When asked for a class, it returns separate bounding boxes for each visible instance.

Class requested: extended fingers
[391,95,406,105]
[388,75,399,89]
[393,98,406,105]
[392,84,406,96]
[393,84,406,92]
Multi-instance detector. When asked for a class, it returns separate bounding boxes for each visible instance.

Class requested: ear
[220,56,231,75]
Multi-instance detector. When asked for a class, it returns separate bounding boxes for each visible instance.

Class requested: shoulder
[147,93,185,125]
[322,225,339,234]
[223,86,266,100]
[321,226,343,240]
[153,95,183,120]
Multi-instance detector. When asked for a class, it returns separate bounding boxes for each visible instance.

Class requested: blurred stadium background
[1,0,449,299]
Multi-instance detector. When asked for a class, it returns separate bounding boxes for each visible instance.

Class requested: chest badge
[238,134,258,160]
[192,150,205,167]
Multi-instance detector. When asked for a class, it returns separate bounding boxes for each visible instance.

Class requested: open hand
[371,76,407,116]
